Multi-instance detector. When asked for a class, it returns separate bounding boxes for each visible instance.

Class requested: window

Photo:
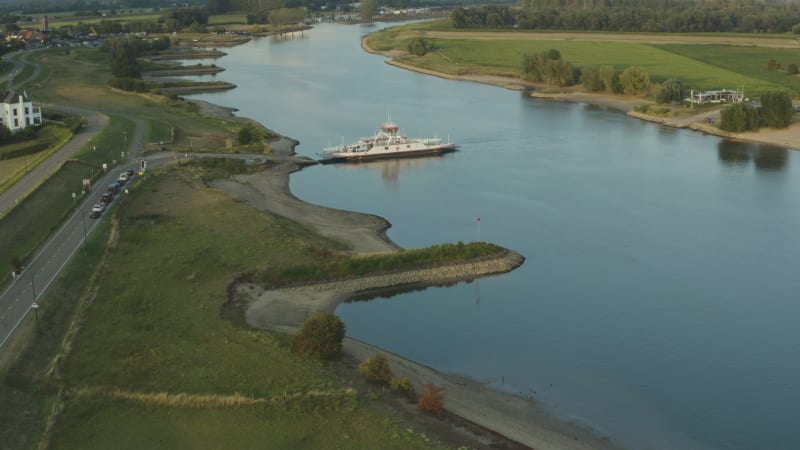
[13,118,18,127]
[12,109,17,116]
[24,107,29,114]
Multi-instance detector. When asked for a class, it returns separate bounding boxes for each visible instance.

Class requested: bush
[619,66,650,95]
[407,38,430,56]
[789,63,799,75]
[656,78,684,104]
[418,384,444,416]
[759,91,793,129]
[390,377,415,398]
[359,354,393,385]
[719,103,760,132]
[237,125,255,144]
[291,313,346,361]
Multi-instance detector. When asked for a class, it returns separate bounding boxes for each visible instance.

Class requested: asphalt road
[0,108,108,217]
[0,147,280,351]
[0,107,146,351]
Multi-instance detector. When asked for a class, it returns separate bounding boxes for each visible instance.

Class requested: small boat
[319,117,456,163]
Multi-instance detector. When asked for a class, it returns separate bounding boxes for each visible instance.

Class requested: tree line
[719,92,793,132]
[451,0,800,33]
[519,48,794,132]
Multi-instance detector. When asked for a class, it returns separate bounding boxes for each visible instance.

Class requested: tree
[619,66,650,95]
[581,66,604,92]
[759,91,793,129]
[407,38,430,56]
[789,64,800,75]
[418,384,444,416]
[719,103,759,132]
[521,49,576,86]
[598,65,621,93]
[360,0,377,22]
[656,78,684,104]
[291,312,345,361]
[103,37,142,78]
[237,125,255,144]
[359,354,393,385]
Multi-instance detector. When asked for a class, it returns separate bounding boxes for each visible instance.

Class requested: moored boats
[319,117,456,163]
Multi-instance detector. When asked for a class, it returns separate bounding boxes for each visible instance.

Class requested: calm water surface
[189,23,800,450]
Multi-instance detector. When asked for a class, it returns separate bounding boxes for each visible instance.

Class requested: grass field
[0,115,130,281]
[0,216,111,450]
[41,169,442,449]
[0,125,72,195]
[208,13,248,25]
[47,13,162,28]
[369,22,798,95]
[0,160,97,278]
[143,117,173,144]
[36,48,240,153]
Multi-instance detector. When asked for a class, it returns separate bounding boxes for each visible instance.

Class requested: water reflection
[717,140,788,171]
[331,154,455,184]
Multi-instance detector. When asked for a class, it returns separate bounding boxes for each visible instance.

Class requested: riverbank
[364,36,800,151]
[194,125,622,448]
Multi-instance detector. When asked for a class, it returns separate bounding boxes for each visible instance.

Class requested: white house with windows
[0,91,42,133]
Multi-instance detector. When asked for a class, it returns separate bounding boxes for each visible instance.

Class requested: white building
[0,91,42,133]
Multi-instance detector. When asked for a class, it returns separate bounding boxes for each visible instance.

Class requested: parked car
[91,203,106,213]
[89,211,101,219]
[108,184,119,195]
[100,193,113,204]
[118,173,129,183]
[125,168,135,177]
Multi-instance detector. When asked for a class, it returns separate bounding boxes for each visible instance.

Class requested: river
[187,22,800,450]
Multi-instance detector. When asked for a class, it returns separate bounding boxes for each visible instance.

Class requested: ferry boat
[319,118,456,163]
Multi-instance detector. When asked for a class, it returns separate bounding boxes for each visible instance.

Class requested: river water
[188,23,800,450]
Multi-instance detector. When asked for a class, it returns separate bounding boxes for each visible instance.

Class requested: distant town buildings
[0,91,43,133]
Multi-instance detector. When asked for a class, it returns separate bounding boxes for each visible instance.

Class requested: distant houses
[0,91,42,133]
[687,89,745,104]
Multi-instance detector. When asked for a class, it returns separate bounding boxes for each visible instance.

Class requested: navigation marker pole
[476,216,480,242]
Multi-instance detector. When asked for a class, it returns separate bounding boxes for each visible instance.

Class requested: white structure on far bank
[0,91,42,133]
[687,89,745,104]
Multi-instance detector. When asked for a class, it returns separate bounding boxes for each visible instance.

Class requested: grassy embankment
[368,21,796,96]
[0,124,74,196]
[0,159,503,449]
[0,46,266,283]
[0,116,134,282]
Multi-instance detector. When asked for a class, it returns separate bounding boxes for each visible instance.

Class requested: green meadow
[39,167,443,449]
[371,22,796,95]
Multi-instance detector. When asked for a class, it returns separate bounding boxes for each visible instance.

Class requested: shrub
[418,384,444,416]
[719,103,759,132]
[789,63,799,75]
[407,38,430,56]
[237,125,255,144]
[359,354,393,385]
[581,66,604,92]
[291,313,345,361]
[390,377,415,398]
[656,78,684,104]
[759,91,793,129]
[619,66,650,95]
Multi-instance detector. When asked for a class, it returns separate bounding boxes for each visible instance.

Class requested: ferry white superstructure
[320,118,456,163]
